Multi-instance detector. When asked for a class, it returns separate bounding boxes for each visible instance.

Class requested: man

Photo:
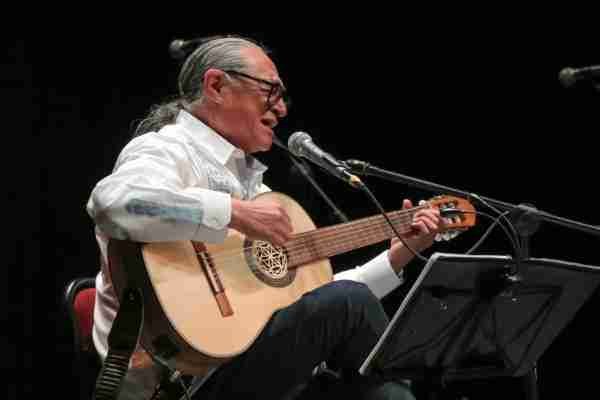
[87,35,441,399]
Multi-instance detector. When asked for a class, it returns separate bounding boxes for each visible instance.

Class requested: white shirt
[86,110,403,361]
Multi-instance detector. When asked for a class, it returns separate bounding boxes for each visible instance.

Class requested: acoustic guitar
[107,192,476,375]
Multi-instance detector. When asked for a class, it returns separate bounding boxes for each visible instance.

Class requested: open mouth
[261,118,277,131]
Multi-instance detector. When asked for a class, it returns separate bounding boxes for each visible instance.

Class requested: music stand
[359,252,600,398]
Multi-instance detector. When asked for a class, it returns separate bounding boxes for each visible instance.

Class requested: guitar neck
[286,208,420,267]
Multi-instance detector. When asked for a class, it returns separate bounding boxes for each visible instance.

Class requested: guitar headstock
[427,195,477,241]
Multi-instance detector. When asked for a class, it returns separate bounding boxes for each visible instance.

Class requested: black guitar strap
[92,285,143,400]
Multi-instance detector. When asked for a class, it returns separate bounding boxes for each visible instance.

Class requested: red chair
[65,277,96,355]
[64,277,100,397]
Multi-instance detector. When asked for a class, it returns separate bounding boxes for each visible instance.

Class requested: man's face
[218,47,288,154]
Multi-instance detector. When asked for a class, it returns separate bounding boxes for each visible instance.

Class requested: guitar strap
[92,284,143,400]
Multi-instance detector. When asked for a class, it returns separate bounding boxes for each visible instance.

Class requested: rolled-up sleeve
[86,135,230,243]
[334,250,404,299]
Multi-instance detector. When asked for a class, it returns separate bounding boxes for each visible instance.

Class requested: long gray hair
[133,35,266,137]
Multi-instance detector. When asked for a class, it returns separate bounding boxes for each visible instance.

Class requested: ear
[202,68,228,103]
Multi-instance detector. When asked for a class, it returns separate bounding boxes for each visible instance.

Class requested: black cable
[147,350,191,400]
[178,378,192,400]
[354,181,519,264]
[357,180,430,263]
[470,194,522,252]
[469,193,524,275]
[343,159,525,257]
[356,180,520,265]
[464,210,521,257]
[276,144,520,264]
[353,184,520,264]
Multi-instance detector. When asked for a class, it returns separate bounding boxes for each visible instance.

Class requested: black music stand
[359,252,600,399]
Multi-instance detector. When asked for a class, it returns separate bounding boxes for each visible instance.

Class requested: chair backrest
[64,277,102,398]
[64,277,96,356]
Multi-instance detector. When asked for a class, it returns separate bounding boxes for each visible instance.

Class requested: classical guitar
[107,192,476,375]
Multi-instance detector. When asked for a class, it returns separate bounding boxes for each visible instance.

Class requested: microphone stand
[345,159,600,247]
[345,159,600,400]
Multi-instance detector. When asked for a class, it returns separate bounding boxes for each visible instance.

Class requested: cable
[469,193,523,275]
[463,210,521,257]
[147,350,191,400]
[352,183,521,264]
[353,181,520,264]
[357,180,430,263]
[276,147,520,265]
[178,378,192,400]
[470,193,522,253]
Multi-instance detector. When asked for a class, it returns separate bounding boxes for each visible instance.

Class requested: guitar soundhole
[244,239,295,287]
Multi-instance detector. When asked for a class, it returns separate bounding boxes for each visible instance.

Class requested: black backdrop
[30,14,599,400]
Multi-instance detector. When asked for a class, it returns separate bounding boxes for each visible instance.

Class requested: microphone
[558,65,600,88]
[288,132,363,188]
[168,38,205,60]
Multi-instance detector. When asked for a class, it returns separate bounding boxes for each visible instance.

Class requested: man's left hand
[388,199,441,270]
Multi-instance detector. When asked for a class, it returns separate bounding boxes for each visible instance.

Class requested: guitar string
[188,214,407,288]
[195,213,420,266]
[191,206,425,262]
[186,213,419,289]
[194,203,469,265]
[278,204,469,259]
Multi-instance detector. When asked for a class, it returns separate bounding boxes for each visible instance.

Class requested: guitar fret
[286,211,417,266]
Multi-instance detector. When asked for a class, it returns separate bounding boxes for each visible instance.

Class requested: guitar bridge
[192,242,233,317]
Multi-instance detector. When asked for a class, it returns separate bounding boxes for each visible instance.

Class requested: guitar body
[108,192,333,375]
[107,191,475,375]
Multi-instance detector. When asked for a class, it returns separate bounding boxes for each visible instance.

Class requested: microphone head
[559,67,577,88]
[287,131,311,157]
[169,39,189,60]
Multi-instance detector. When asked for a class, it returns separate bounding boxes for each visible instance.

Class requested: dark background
[30,14,599,400]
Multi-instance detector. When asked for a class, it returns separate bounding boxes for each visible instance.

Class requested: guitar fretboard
[285,207,423,267]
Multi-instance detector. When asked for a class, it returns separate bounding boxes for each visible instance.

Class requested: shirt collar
[175,109,268,174]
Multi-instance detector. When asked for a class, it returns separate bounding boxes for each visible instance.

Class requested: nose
[270,96,288,119]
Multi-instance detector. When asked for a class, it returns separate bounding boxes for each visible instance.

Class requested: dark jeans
[195,280,415,400]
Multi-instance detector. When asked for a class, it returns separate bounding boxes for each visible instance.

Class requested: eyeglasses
[224,70,291,110]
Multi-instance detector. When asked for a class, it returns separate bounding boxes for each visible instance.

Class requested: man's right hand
[229,198,293,246]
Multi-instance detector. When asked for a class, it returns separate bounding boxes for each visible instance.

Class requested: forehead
[240,46,283,83]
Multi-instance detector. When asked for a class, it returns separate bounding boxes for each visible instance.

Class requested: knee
[323,280,381,314]
[301,280,387,332]
[364,381,416,400]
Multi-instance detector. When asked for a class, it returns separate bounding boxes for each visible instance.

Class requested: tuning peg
[435,230,460,242]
